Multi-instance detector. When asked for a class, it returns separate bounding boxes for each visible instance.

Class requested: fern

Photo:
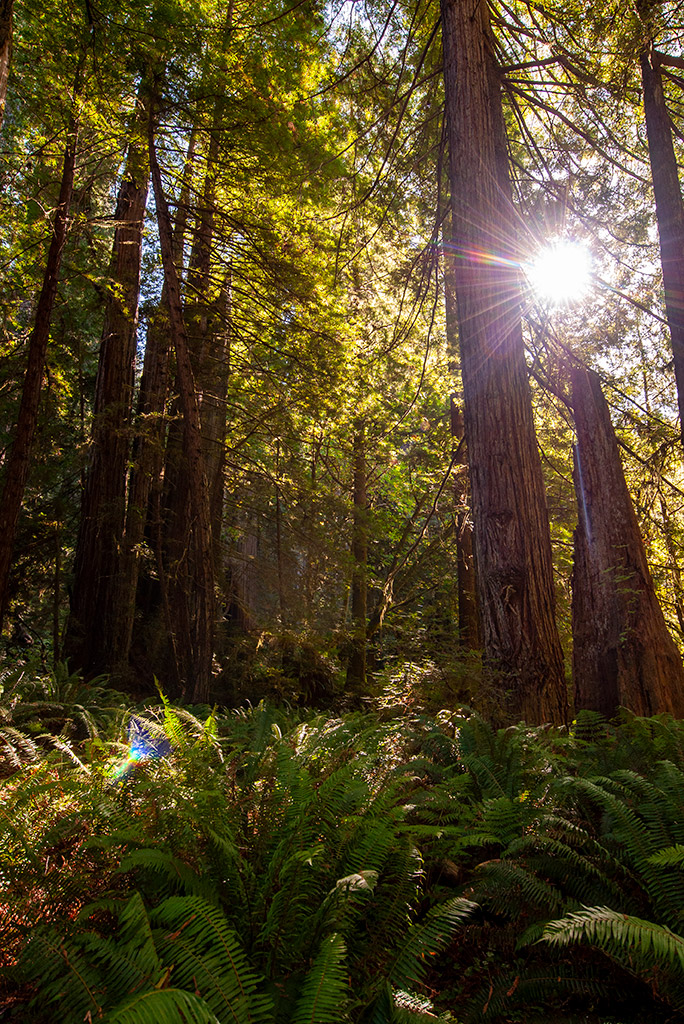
[291,933,348,1024]
[649,844,684,868]
[103,988,220,1024]
[153,895,273,1024]
[388,898,477,989]
[542,904,684,973]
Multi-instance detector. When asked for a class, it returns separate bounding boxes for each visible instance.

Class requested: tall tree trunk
[440,0,566,724]
[166,6,232,588]
[66,90,149,676]
[639,31,684,449]
[149,115,215,703]
[0,0,14,129]
[571,365,684,718]
[346,420,368,691]
[0,122,77,633]
[117,129,196,681]
[444,204,480,649]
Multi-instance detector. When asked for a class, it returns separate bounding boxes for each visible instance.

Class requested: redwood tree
[637,0,684,450]
[440,0,567,723]
[0,0,13,128]
[66,89,149,677]
[571,364,684,717]
[0,116,78,633]
[149,112,215,703]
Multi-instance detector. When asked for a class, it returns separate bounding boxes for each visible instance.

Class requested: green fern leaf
[291,933,348,1024]
[389,898,477,988]
[542,905,684,970]
[152,895,273,1024]
[649,844,684,868]
[104,987,220,1023]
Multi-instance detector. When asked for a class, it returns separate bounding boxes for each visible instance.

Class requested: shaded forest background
[2,0,684,722]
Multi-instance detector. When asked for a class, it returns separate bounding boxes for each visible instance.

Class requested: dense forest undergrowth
[3,661,684,1023]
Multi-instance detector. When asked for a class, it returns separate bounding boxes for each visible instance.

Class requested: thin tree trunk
[440,0,566,724]
[639,33,684,449]
[66,89,149,676]
[0,122,78,633]
[149,114,215,703]
[346,420,367,691]
[571,365,684,718]
[53,524,61,664]
[275,445,286,625]
[0,0,14,129]
[657,485,684,639]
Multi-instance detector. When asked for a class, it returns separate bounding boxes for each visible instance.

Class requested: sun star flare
[526,240,592,306]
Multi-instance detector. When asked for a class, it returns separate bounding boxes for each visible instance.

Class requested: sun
[525,240,592,306]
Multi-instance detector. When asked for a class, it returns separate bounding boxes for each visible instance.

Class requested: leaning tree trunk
[639,33,684,450]
[149,115,215,703]
[440,0,566,724]
[0,122,77,633]
[66,90,149,677]
[346,419,368,691]
[571,365,684,718]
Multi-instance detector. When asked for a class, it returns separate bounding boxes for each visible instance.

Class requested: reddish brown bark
[66,91,149,676]
[0,126,77,632]
[165,6,232,591]
[639,33,684,449]
[184,142,230,558]
[149,118,215,703]
[116,131,196,681]
[571,366,684,718]
[0,0,14,128]
[440,0,566,723]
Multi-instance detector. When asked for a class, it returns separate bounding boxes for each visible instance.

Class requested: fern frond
[19,931,105,1021]
[152,895,273,1024]
[292,933,348,1024]
[472,859,563,917]
[649,844,684,868]
[389,898,477,989]
[104,987,220,1024]
[542,905,684,970]
[117,847,211,899]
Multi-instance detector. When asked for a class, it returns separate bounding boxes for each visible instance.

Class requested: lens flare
[109,716,172,780]
[526,241,592,306]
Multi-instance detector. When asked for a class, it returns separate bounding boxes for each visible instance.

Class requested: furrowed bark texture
[440,0,566,723]
[67,92,149,676]
[0,127,77,632]
[150,120,215,703]
[640,38,684,450]
[571,366,684,718]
